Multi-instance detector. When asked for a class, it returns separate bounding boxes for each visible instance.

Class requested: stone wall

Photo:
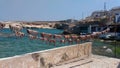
[0,42,92,68]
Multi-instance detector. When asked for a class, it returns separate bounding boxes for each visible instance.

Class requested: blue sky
[0,0,120,21]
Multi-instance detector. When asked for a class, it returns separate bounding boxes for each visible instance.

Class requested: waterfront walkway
[51,55,120,68]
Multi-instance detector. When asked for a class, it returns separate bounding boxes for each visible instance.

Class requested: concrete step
[51,56,92,68]
[51,55,120,68]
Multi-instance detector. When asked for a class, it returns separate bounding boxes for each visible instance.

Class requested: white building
[110,6,120,23]
[91,10,109,18]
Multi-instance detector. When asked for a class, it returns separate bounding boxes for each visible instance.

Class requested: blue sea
[0,28,65,58]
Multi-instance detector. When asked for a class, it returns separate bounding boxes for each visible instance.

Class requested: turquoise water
[0,28,64,58]
[1,28,120,58]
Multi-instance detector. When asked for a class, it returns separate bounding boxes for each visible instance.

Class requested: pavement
[51,55,120,68]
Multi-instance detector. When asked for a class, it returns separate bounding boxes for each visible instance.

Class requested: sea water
[0,28,64,58]
[1,28,120,58]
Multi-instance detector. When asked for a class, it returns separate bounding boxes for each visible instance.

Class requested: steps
[50,55,120,68]
[51,56,92,68]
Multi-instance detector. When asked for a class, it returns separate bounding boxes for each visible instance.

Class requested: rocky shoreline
[2,22,55,29]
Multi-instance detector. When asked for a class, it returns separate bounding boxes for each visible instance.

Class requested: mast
[104,2,106,11]
[104,2,107,16]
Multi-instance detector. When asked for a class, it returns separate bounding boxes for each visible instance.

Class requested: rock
[103,46,107,49]
[105,48,113,53]
[100,40,104,42]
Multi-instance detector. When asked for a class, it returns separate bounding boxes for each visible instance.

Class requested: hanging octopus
[15,31,25,38]
[0,23,5,30]
[27,29,38,36]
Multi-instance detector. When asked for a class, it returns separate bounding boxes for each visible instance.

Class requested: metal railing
[92,39,120,58]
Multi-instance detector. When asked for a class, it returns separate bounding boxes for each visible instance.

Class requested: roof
[111,6,120,11]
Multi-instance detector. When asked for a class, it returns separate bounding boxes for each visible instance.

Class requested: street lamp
[114,24,117,58]
[114,14,118,58]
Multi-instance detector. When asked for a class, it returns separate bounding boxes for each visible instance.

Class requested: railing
[92,39,120,58]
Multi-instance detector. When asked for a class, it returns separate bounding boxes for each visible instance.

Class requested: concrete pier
[0,42,92,68]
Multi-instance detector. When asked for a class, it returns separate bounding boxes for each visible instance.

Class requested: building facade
[110,7,120,23]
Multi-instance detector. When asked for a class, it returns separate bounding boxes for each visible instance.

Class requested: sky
[0,0,120,21]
